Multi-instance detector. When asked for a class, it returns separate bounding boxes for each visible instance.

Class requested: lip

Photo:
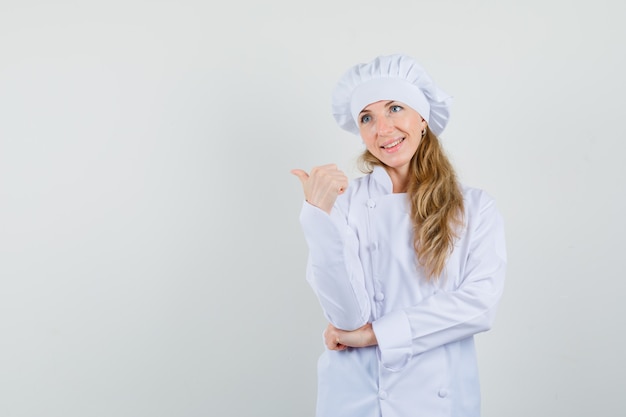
[380,137,405,152]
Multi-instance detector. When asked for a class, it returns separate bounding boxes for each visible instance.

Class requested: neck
[385,166,410,193]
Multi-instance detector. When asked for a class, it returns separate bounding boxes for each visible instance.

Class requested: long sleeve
[300,201,372,331]
[303,169,502,416]
[372,191,507,370]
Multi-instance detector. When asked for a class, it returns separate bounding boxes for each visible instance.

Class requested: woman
[291,54,506,417]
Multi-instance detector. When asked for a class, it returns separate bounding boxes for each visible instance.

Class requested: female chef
[291,54,506,417]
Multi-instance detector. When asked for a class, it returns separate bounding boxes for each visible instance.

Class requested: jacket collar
[371,165,394,195]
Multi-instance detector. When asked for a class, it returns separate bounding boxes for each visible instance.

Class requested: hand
[323,323,378,351]
[291,164,348,214]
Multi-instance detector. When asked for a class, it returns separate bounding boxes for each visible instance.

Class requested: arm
[300,201,371,330]
[292,165,371,330]
[323,322,377,351]
[371,192,507,370]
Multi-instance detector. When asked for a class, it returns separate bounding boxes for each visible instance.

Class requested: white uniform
[299,166,507,417]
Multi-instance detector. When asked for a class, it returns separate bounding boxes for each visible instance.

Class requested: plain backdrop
[1,0,625,416]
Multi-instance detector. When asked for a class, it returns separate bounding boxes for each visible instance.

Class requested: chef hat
[331,54,452,137]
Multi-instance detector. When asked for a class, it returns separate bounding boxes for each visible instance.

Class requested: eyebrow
[358,100,397,115]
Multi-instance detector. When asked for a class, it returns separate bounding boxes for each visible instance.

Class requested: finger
[290,169,309,185]
[313,163,337,171]
[328,343,347,351]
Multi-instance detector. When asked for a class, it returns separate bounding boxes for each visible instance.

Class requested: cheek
[359,132,377,151]
[362,138,379,154]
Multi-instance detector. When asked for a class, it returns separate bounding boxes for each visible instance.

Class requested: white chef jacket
[299,165,506,417]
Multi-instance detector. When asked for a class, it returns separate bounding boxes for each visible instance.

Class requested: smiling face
[358,100,427,189]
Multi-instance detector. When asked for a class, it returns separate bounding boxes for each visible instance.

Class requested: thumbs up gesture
[291,164,349,214]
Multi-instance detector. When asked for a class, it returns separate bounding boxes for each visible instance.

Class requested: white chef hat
[331,54,453,137]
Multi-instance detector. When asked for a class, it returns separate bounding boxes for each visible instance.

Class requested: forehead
[361,100,420,117]
[361,100,396,112]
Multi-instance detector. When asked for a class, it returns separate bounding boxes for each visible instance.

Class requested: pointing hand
[291,164,348,214]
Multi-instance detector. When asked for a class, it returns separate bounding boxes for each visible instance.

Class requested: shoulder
[332,172,374,214]
[338,172,371,199]
[459,184,507,260]
[460,183,491,200]
[350,172,371,187]
[459,184,505,239]
[460,184,503,229]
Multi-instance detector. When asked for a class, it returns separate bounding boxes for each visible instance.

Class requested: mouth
[381,137,405,150]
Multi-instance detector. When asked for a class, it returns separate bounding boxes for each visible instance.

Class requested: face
[358,100,427,180]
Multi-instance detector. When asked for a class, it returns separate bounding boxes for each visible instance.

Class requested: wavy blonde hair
[358,127,464,280]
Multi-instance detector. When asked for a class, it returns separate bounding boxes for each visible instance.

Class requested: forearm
[372,197,507,370]
[301,201,371,330]
[324,323,378,351]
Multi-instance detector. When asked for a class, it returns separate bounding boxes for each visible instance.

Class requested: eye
[390,105,403,113]
[360,114,372,124]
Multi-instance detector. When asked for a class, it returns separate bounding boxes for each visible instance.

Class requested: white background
[1,0,625,416]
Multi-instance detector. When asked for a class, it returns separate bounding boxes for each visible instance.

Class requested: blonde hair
[358,127,464,280]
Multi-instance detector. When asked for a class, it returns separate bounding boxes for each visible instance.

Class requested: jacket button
[378,390,388,400]
[367,199,376,208]
[374,292,385,302]
[438,389,448,398]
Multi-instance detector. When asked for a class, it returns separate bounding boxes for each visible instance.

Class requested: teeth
[383,138,403,149]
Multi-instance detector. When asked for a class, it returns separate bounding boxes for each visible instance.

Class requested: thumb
[290,169,309,185]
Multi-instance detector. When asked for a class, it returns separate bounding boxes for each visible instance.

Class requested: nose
[376,115,394,135]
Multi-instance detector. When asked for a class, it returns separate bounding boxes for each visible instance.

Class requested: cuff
[372,309,412,372]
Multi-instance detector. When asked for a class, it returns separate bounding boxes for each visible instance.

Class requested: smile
[381,138,405,149]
